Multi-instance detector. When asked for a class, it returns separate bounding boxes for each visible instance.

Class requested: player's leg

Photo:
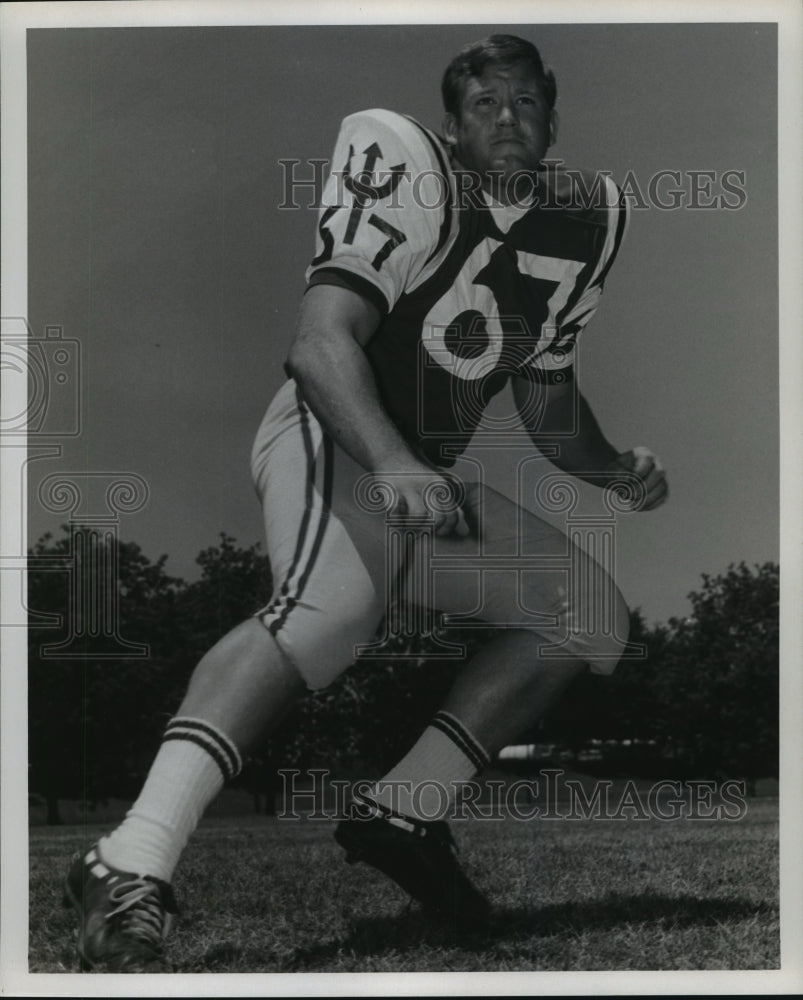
[373,633,586,813]
[95,383,336,884]
[176,618,306,747]
[436,634,586,752]
[64,382,385,970]
[358,480,628,822]
[332,478,626,928]
[63,618,306,972]
[95,620,306,884]
[335,632,588,931]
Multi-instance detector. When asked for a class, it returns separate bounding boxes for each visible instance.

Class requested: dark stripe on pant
[264,386,316,632]
[270,430,334,636]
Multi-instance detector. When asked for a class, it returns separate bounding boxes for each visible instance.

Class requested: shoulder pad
[541,166,621,223]
[336,109,447,182]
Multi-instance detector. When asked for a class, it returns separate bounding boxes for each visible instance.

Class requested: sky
[22,19,780,626]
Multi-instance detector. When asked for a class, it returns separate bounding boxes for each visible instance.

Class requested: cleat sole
[334,816,491,931]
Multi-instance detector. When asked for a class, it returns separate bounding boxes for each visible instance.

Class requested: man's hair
[441,34,557,117]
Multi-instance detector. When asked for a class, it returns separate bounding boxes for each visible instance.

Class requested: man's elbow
[284,343,302,382]
[285,335,315,384]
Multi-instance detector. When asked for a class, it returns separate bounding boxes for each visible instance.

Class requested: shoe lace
[106,877,172,948]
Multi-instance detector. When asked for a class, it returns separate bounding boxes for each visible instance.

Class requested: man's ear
[442,112,458,147]
[549,108,559,146]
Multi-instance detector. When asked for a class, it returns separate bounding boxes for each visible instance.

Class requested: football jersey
[306,109,628,466]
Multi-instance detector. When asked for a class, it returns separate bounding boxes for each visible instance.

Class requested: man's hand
[607,446,668,512]
[371,464,469,537]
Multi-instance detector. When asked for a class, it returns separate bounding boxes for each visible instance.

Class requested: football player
[64,34,667,970]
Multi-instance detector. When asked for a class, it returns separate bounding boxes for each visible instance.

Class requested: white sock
[361,711,490,822]
[99,717,242,882]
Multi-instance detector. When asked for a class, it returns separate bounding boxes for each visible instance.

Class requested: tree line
[27,527,778,823]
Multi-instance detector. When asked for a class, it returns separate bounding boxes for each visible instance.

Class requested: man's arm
[286,283,463,534]
[512,373,668,511]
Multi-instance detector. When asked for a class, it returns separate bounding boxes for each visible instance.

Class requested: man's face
[443,62,557,200]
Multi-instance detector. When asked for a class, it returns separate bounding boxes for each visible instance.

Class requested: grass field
[31,795,779,973]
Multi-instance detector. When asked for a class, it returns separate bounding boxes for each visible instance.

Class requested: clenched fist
[607,446,668,511]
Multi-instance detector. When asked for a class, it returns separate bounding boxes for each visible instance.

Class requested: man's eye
[476,96,495,105]
[517,96,536,105]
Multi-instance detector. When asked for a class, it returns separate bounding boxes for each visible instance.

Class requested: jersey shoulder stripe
[550,173,629,328]
[520,172,629,377]
[590,176,629,289]
[402,114,456,265]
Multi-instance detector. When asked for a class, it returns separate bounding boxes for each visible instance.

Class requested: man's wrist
[366,442,425,477]
[551,443,620,479]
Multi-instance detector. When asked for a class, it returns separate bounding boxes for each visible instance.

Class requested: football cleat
[62,846,178,972]
[334,808,491,931]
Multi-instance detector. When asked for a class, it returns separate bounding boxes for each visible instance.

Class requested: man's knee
[515,565,630,676]
[564,585,631,675]
[254,608,378,692]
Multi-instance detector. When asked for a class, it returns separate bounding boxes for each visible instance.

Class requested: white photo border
[2,1,801,996]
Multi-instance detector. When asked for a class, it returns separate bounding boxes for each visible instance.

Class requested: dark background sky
[26,21,778,625]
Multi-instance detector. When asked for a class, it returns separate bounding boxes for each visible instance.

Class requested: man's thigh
[409,481,630,672]
[251,383,388,689]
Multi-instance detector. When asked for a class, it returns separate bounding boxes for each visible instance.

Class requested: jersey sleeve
[525,174,630,382]
[305,109,449,314]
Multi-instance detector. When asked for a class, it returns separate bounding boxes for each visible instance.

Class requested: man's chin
[489,151,532,170]
[483,166,539,205]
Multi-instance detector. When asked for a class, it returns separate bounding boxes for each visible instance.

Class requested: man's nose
[496,102,518,126]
